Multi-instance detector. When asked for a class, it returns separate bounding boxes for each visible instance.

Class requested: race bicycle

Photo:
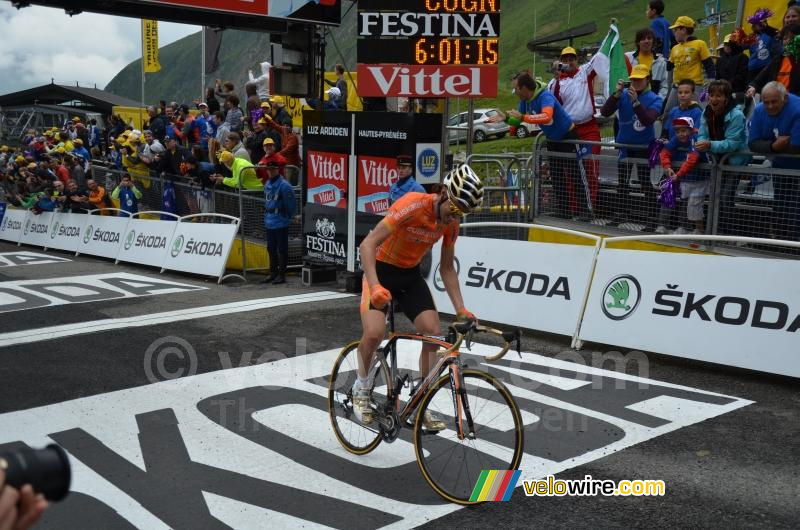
[327,305,524,504]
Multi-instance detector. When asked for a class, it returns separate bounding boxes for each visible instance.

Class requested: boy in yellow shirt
[665,16,715,114]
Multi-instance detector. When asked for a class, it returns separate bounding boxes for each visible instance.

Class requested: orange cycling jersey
[375,192,459,268]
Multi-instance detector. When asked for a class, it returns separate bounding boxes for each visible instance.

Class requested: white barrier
[20,212,54,249]
[426,223,600,337]
[78,210,132,259]
[576,236,800,379]
[0,208,28,244]
[115,211,180,268]
[45,212,89,253]
[161,214,240,282]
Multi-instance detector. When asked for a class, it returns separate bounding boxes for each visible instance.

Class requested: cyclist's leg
[357,273,386,379]
[412,309,440,376]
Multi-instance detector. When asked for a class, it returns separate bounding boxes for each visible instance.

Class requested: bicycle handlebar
[441,320,522,361]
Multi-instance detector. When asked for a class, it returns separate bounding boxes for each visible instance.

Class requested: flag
[204,27,223,75]
[142,19,161,73]
[594,22,627,98]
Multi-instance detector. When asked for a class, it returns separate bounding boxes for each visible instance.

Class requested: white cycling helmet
[443,164,484,214]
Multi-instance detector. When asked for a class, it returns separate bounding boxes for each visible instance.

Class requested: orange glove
[456,307,476,321]
[370,284,392,309]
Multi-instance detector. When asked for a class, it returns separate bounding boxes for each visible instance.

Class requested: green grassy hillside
[105,0,738,109]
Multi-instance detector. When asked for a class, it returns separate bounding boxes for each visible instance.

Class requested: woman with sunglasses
[353,164,483,430]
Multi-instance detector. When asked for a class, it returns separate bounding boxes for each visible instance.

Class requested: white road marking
[0,292,355,348]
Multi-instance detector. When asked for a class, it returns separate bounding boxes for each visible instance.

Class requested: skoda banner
[0,207,27,244]
[425,237,598,337]
[78,215,131,259]
[19,212,53,249]
[116,218,179,267]
[578,249,800,378]
[46,212,89,253]
[163,221,238,278]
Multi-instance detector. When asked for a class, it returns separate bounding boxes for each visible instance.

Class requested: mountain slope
[105,0,737,107]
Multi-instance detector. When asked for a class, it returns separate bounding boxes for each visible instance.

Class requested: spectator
[248,61,272,101]
[61,179,93,213]
[261,159,296,285]
[626,28,669,99]
[600,64,664,230]
[66,154,87,187]
[666,16,714,113]
[490,73,588,219]
[223,132,251,162]
[715,33,749,102]
[182,154,216,216]
[146,105,168,142]
[785,4,800,27]
[662,79,703,141]
[89,118,101,149]
[695,79,749,235]
[658,116,708,234]
[548,46,605,212]
[647,0,673,59]
[140,130,164,165]
[204,87,220,114]
[747,24,800,98]
[748,81,800,241]
[269,95,294,127]
[214,80,236,108]
[224,95,244,132]
[390,154,425,203]
[256,138,287,183]
[111,174,142,216]
[325,63,349,110]
[87,178,113,214]
[159,135,189,179]
[246,118,272,163]
[746,8,781,84]
[212,150,262,191]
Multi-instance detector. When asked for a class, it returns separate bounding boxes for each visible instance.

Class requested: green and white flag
[594,22,628,97]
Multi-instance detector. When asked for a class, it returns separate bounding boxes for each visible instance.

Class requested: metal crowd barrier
[89,163,304,278]
[527,138,800,258]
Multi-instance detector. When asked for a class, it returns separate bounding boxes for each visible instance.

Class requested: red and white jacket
[547,54,605,125]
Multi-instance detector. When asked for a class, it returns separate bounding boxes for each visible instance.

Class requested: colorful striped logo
[469,470,521,502]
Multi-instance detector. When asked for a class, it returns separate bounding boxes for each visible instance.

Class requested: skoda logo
[601,274,642,321]
[171,235,185,257]
[50,221,60,239]
[1,218,6,231]
[124,230,136,250]
[23,219,30,236]
[84,225,93,244]
[433,256,460,292]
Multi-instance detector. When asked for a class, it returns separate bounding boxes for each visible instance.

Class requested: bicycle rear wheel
[328,341,391,455]
[413,369,523,504]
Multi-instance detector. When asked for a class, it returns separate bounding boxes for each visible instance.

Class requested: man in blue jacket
[389,154,424,203]
[262,160,296,284]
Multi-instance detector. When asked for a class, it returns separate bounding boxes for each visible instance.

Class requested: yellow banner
[142,19,161,73]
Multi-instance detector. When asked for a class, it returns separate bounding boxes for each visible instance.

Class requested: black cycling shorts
[360,260,436,323]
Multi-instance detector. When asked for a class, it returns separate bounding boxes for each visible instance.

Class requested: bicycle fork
[448,363,476,440]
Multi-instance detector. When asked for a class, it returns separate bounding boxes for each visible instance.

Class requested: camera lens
[0,444,71,501]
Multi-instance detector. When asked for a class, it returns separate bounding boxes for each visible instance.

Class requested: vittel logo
[359,157,397,187]
[308,151,346,182]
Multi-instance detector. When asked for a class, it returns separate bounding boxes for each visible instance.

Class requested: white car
[447,108,510,143]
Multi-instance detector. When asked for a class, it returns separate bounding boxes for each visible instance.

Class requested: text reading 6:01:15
[415,37,498,65]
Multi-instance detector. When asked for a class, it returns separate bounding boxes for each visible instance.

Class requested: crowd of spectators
[1,79,301,221]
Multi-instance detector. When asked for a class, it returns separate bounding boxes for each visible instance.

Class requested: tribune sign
[356,0,500,97]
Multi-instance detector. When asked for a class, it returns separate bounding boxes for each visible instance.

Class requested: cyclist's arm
[358,220,393,289]
[439,244,466,313]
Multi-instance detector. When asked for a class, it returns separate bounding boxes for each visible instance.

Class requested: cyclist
[354,164,483,430]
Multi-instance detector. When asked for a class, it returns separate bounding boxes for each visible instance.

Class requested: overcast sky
[0,4,198,95]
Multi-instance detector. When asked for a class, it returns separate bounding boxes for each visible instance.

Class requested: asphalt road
[0,240,797,529]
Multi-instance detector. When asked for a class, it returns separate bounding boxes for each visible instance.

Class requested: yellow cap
[262,137,275,146]
[629,64,651,79]
[219,150,235,165]
[27,162,37,169]
[72,116,81,122]
[56,147,65,154]
[15,155,25,163]
[260,101,271,108]
[74,139,83,145]
[560,46,577,57]
[723,34,732,44]
[270,95,285,105]
[0,145,7,151]
[669,15,696,29]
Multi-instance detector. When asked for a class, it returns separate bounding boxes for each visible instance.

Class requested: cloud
[0,4,197,93]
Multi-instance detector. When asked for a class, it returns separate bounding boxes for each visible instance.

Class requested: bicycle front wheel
[328,341,391,455]
[413,369,523,505]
